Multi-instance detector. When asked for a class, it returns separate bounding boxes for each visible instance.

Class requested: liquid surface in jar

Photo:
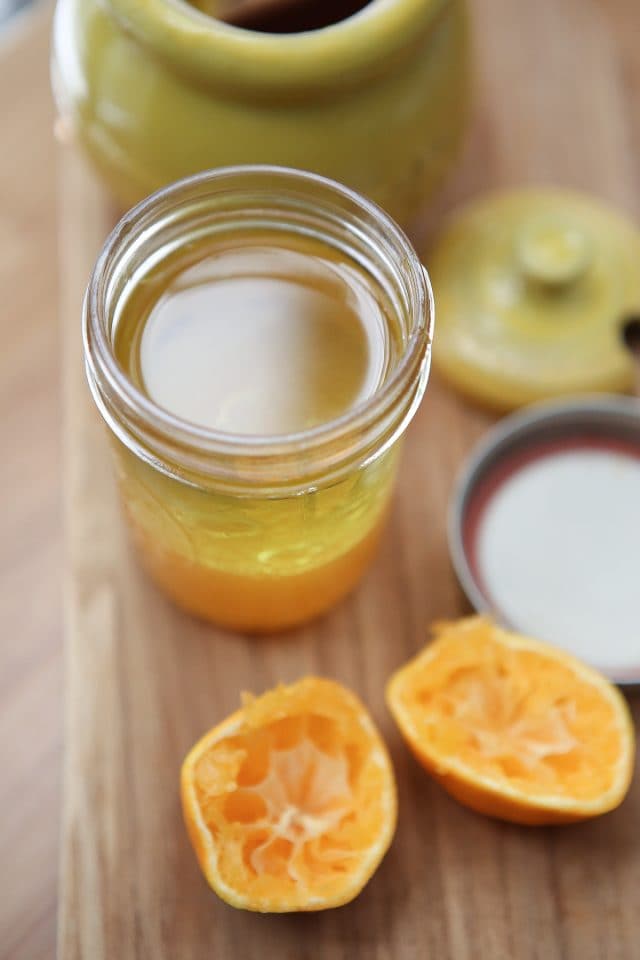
[115,231,400,437]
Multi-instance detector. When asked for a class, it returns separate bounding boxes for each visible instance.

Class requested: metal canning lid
[449,396,640,685]
[427,189,640,411]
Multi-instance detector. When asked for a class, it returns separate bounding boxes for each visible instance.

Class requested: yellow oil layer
[112,232,402,631]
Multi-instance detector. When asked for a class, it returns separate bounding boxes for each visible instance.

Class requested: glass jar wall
[83,167,433,632]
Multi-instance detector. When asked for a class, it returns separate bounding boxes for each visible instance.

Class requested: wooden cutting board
[59,1,640,957]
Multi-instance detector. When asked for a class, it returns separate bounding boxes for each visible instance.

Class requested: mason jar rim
[83,165,434,493]
[107,0,442,95]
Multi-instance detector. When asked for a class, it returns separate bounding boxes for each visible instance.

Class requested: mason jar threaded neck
[83,165,433,495]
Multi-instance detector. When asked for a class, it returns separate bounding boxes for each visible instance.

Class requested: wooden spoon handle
[191,0,367,31]
[622,317,640,396]
[192,0,318,25]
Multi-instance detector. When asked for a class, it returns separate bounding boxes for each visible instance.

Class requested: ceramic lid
[449,396,640,685]
[427,189,640,411]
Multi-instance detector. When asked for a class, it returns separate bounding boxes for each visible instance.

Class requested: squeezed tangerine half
[387,617,635,824]
[181,677,397,911]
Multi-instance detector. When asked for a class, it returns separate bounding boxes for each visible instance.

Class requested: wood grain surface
[57,0,640,958]
[0,7,62,960]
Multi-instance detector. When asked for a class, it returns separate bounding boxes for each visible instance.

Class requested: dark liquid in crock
[193,0,373,34]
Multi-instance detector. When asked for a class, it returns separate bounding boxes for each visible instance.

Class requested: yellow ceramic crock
[51,0,470,221]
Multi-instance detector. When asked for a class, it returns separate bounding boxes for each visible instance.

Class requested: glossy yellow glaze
[51,0,470,222]
[427,189,640,410]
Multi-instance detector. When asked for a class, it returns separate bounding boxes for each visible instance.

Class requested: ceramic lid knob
[516,217,592,288]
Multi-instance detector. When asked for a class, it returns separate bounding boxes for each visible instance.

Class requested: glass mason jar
[84,167,433,632]
[52,0,470,224]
